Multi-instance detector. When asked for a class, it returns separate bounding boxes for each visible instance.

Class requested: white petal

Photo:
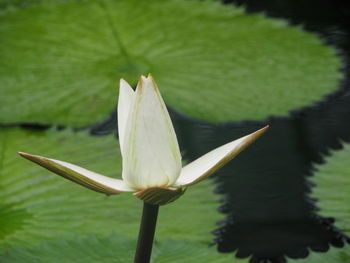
[175,126,269,187]
[118,79,135,154]
[122,75,182,189]
[18,152,133,194]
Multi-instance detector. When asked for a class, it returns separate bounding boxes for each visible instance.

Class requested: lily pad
[0,0,37,10]
[290,143,350,262]
[311,143,350,235]
[287,244,350,263]
[0,0,341,126]
[1,235,245,263]
[0,128,222,252]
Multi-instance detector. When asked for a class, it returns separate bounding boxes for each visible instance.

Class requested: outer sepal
[18,152,133,195]
[134,186,186,206]
[175,125,269,186]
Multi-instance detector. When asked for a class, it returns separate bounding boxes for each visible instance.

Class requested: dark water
[91,1,350,262]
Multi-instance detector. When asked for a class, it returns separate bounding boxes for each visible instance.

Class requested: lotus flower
[19,75,268,205]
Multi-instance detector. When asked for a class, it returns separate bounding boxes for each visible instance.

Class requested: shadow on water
[90,1,350,262]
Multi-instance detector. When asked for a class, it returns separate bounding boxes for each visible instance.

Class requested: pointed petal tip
[18,151,29,159]
[137,74,157,93]
[136,75,146,92]
[261,124,270,131]
[119,78,133,91]
[141,73,155,82]
[138,74,157,93]
[251,125,270,139]
[18,151,38,160]
[239,125,269,149]
[119,78,126,85]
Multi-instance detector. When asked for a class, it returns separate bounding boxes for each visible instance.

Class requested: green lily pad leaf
[1,235,246,263]
[0,0,341,126]
[0,0,70,14]
[0,128,222,252]
[287,244,350,263]
[290,143,350,262]
[0,203,33,240]
[311,143,350,236]
[0,0,36,9]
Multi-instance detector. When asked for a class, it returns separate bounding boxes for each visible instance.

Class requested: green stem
[134,202,160,263]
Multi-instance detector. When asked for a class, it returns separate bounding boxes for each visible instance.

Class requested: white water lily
[19,75,268,205]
